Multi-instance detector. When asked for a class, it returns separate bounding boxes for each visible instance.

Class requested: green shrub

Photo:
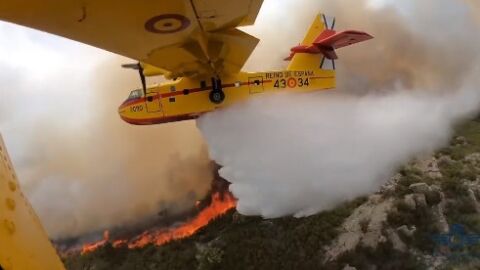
[441,178,468,197]
[461,166,478,181]
[395,174,422,198]
[328,242,425,270]
[425,190,442,206]
[440,162,465,179]
[65,198,368,270]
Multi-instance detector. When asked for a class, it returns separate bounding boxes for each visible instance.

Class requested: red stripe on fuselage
[119,80,274,109]
[120,114,199,125]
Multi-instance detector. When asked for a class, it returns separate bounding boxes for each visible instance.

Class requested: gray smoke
[0,23,211,239]
[198,0,480,218]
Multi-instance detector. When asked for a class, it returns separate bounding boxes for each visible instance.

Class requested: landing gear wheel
[209,90,225,104]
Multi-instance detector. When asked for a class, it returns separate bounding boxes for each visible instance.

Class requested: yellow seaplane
[0,1,372,126]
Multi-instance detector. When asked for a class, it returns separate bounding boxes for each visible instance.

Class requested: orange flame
[81,192,236,254]
[81,230,110,254]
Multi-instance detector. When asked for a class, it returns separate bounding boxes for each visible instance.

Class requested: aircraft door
[248,76,264,94]
[146,92,163,114]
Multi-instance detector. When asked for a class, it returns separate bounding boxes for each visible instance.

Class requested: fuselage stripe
[120,79,275,108]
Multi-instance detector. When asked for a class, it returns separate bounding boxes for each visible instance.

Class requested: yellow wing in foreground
[0,134,65,270]
[0,0,263,78]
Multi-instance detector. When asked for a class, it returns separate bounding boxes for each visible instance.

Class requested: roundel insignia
[145,14,191,34]
[287,77,297,88]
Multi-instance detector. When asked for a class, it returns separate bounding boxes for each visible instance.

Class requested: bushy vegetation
[437,128,480,233]
[326,242,425,270]
[64,198,367,270]
[387,199,438,252]
[392,167,423,198]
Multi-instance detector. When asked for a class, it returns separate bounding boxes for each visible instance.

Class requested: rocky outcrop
[324,195,393,261]
[437,155,455,166]
[403,194,416,210]
[380,173,402,193]
[414,158,442,179]
[396,225,416,238]
[409,183,431,194]
[343,264,357,270]
[467,187,480,213]
[465,153,480,166]
[466,180,480,205]
[408,182,449,233]
[431,204,449,233]
[413,193,428,208]
[326,176,453,264]
[453,136,468,146]
[386,229,407,252]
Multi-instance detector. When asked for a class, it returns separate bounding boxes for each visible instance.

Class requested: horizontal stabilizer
[286,13,373,71]
[314,30,373,50]
[286,29,373,61]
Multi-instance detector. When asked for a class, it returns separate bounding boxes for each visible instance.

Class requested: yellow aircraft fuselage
[117,12,373,126]
[118,69,335,125]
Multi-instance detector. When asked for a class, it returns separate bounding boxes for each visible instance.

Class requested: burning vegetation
[80,191,236,254]
[121,191,236,250]
[57,168,236,255]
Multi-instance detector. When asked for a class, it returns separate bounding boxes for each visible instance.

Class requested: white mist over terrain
[198,0,480,217]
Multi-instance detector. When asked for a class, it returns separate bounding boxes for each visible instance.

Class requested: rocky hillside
[64,120,480,270]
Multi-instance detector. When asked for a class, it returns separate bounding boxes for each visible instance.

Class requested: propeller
[122,62,147,96]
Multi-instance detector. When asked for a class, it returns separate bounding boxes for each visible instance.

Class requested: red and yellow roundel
[145,14,191,34]
[287,77,297,88]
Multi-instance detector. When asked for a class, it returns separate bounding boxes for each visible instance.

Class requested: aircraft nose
[117,102,139,125]
[118,103,128,121]
[118,104,125,115]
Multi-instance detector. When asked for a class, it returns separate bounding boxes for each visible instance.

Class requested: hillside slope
[64,120,480,270]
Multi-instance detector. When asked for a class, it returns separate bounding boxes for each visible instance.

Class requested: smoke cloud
[198,0,480,218]
[0,24,211,239]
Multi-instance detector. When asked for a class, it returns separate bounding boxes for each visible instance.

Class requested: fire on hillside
[57,172,236,255]
[81,191,236,254]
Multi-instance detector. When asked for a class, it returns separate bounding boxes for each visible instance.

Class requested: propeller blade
[122,62,147,95]
[138,64,147,96]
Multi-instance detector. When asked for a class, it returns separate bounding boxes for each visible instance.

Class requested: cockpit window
[128,89,144,100]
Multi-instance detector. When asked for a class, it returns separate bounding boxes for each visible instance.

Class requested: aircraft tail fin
[287,14,336,71]
[286,14,373,71]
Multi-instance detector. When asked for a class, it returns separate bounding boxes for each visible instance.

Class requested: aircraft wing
[0,0,263,78]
